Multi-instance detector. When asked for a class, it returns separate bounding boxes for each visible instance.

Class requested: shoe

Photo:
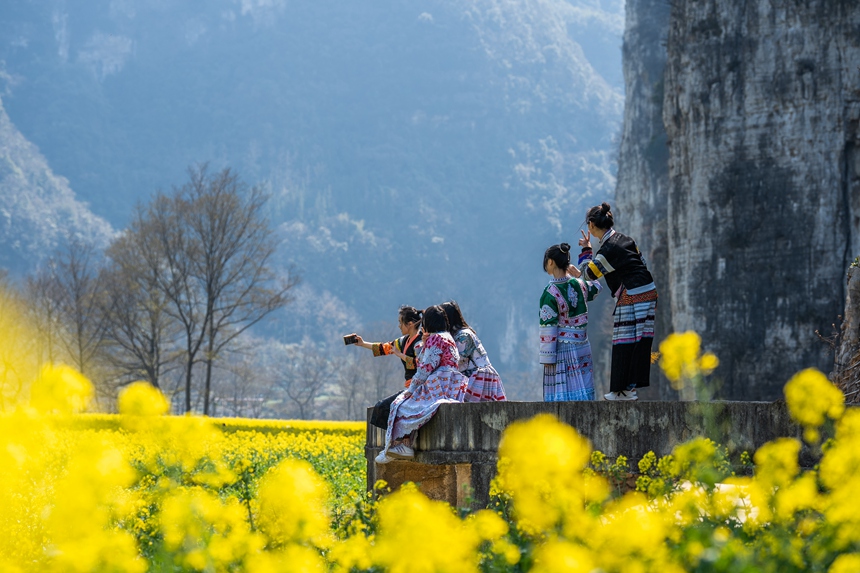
[628,388,638,397]
[375,451,395,464]
[388,443,415,459]
[604,391,638,401]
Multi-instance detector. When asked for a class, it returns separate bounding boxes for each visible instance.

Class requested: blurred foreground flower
[659,331,719,392]
[119,381,170,417]
[784,368,844,443]
[30,363,93,414]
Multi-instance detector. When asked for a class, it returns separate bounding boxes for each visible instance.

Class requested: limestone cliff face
[618,0,860,399]
[614,0,673,399]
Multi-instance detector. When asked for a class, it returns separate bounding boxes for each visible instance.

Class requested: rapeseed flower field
[1,322,859,571]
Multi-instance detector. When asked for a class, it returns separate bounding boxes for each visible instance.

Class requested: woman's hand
[578,230,592,249]
[354,334,364,345]
[392,348,407,360]
[567,265,582,278]
[543,363,557,377]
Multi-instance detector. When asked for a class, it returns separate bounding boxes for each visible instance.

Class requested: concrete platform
[365,400,822,507]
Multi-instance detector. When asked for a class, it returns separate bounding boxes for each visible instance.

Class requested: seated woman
[376,305,467,463]
[352,305,423,429]
[441,301,506,402]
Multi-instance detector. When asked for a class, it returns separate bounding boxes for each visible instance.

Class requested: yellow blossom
[373,487,481,573]
[659,331,702,385]
[30,363,93,415]
[784,368,844,431]
[118,381,170,417]
[256,459,331,547]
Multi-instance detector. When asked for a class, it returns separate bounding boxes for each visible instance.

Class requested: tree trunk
[834,266,860,403]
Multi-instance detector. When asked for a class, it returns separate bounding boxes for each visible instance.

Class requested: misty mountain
[0,0,624,396]
[0,97,113,271]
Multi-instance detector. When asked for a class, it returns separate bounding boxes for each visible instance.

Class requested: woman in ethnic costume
[375,305,467,464]
[441,301,507,402]
[540,243,602,401]
[577,202,657,401]
[353,305,423,429]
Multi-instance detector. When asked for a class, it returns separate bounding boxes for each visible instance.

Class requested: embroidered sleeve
[539,290,560,326]
[371,341,394,357]
[539,289,559,364]
[409,335,442,389]
[579,246,616,282]
[455,330,476,361]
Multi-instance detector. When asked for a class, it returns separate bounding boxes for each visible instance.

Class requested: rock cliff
[617,0,860,399]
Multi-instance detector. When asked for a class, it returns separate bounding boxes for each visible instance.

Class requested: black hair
[586,202,614,230]
[398,305,422,325]
[421,305,450,334]
[440,301,469,335]
[543,243,571,272]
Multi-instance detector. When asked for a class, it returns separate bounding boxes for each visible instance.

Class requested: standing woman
[577,202,657,400]
[376,305,466,463]
[441,301,507,402]
[540,243,602,401]
[352,305,423,428]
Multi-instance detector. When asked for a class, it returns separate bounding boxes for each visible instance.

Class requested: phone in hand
[343,333,359,345]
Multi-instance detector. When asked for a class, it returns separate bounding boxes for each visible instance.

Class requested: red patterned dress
[383,332,466,454]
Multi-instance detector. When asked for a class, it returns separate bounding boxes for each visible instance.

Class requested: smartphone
[343,333,359,345]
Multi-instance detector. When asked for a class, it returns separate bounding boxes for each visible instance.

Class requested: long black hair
[543,243,571,272]
[421,305,450,334]
[586,202,614,230]
[440,301,469,336]
[398,305,423,326]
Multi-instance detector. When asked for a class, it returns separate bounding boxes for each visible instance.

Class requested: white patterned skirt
[543,340,595,401]
[384,367,466,452]
[463,366,507,402]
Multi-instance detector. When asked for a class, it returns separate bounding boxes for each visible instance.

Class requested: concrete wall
[366,400,824,507]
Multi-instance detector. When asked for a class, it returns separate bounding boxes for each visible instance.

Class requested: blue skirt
[543,341,595,401]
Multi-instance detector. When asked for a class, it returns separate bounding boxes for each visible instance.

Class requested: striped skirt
[543,340,595,401]
[610,288,658,392]
[463,366,507,402]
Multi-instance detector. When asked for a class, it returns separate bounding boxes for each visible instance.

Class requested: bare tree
[100,207,182,390]
[50,238,110,383]
[212,339,279,418]
[180,165,298,415]
[275,339,333,420]
[24,264,65,367]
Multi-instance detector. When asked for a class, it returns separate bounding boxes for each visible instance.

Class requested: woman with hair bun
[376,305,467,464]
[352,305,423,429]
[441,301,506,402]
[540,242,602,401]
[577,202,657,401]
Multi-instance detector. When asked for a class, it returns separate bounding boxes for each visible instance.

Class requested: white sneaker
[388,443,415,459]
[375,451,395,464]
[604,391,638,401]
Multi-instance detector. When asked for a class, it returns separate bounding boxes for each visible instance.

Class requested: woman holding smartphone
[350,305,423,428]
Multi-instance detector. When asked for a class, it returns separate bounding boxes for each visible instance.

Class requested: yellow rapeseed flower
[495,414,601,534]
[830,553,860,573]
[753,438,801,490]
[784,368,845,433]
[373,486,481,573]
[256,459,331,547]
[118,381,170,417]
[30,363,93,415]
[659,331,702,385]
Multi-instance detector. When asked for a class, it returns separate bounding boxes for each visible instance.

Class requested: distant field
[66,413,367,505]
[0,410,368,569]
